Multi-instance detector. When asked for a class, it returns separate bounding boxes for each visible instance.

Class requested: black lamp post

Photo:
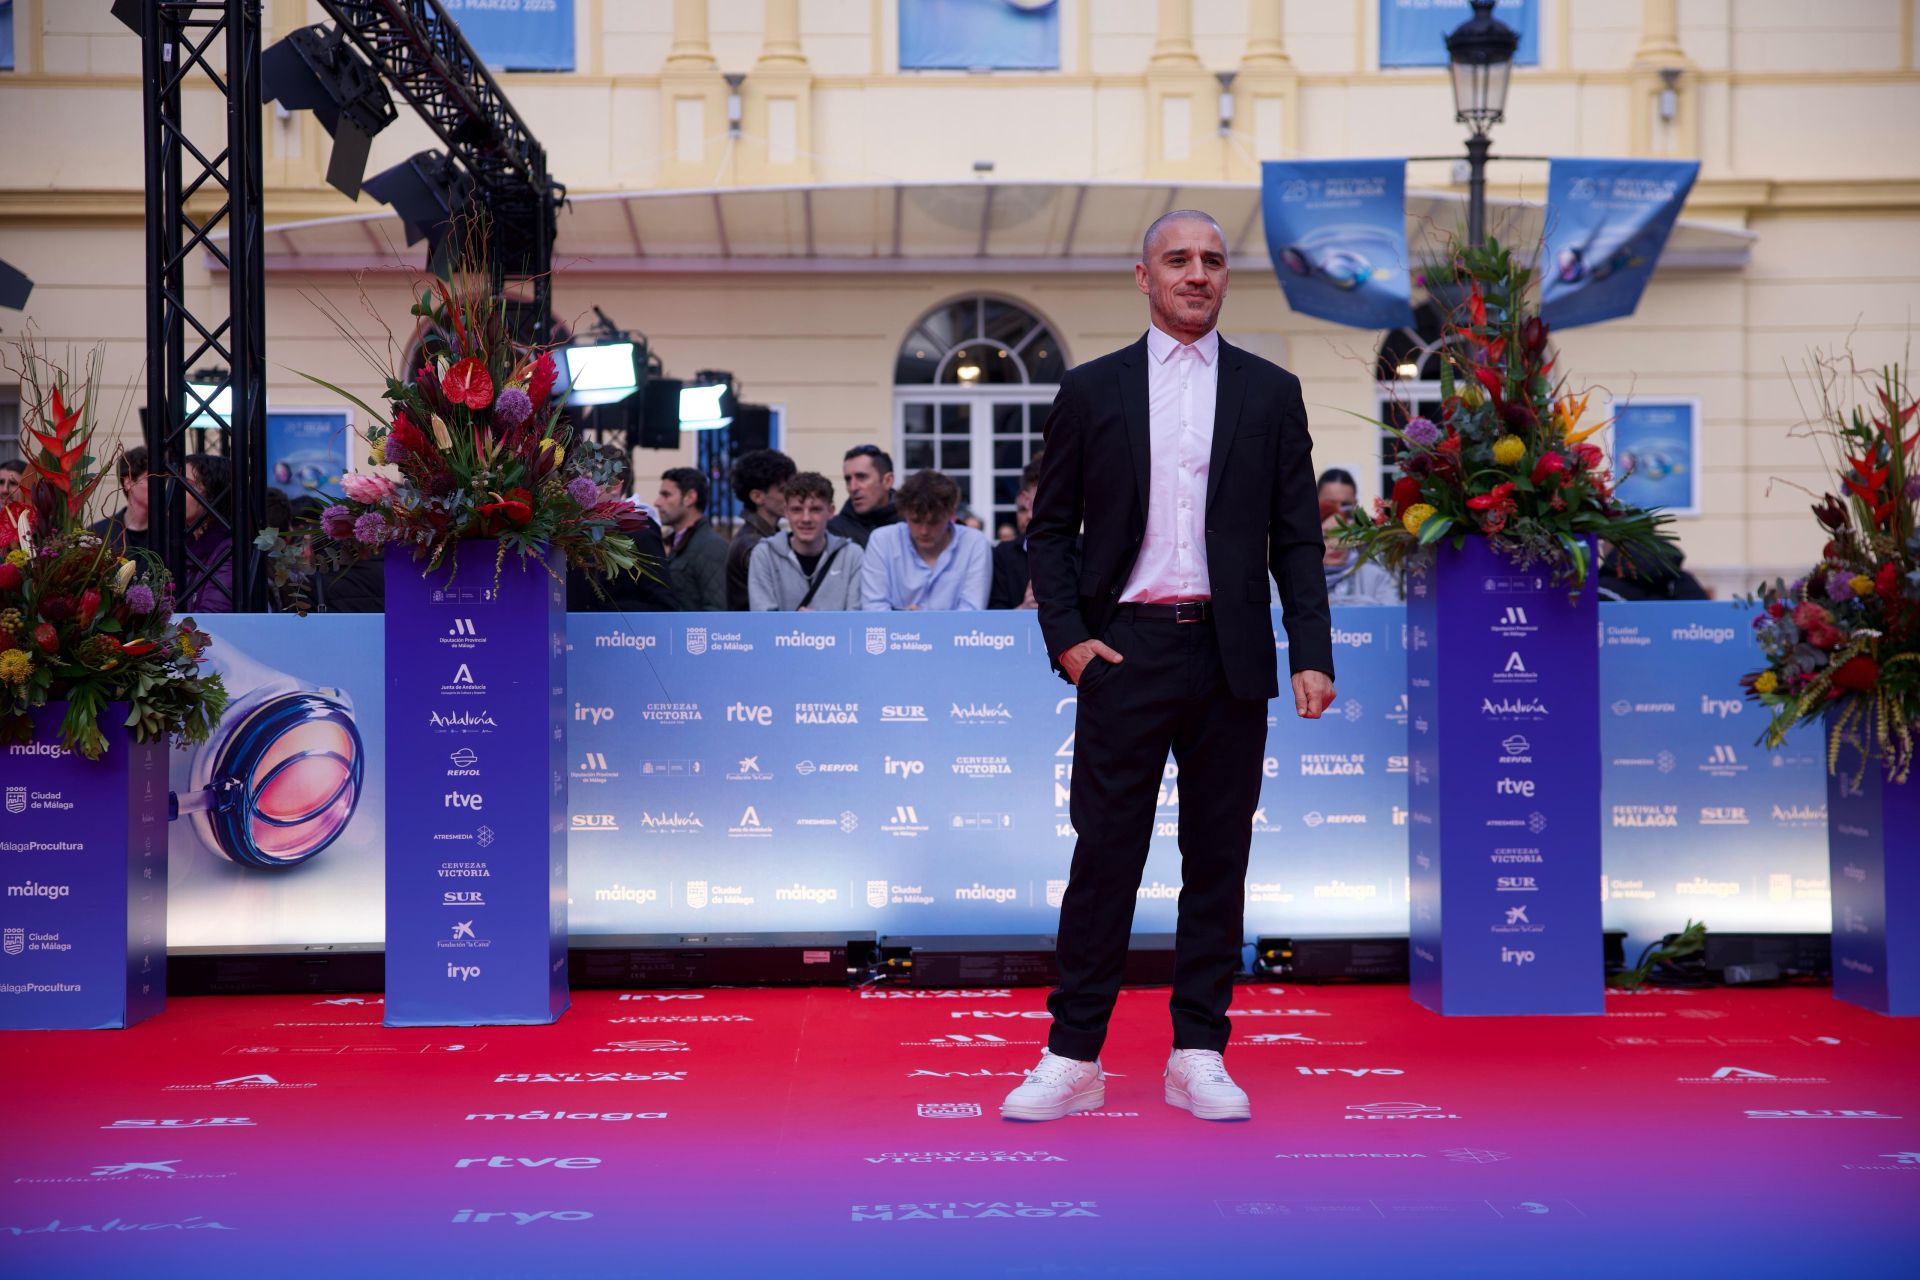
[1445,0,1520,247]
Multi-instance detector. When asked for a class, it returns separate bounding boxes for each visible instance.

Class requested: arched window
[893,295,1066,538]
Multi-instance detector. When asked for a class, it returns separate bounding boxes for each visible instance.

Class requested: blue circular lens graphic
[197,691,364,869]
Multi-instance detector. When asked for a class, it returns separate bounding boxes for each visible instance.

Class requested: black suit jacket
[1028,332,1334,700]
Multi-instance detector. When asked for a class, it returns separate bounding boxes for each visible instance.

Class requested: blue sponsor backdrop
[1378,0,1539,68]
[155,605,1830,962]
[383,548,568,1026]
[1407,541,1602,1014]
[1261,160,1416,331]
[442,0,574,72]
[1,704,167,1029]
[1540,157,1700,330]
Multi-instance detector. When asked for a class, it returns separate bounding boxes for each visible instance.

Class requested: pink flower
[340,473,398,505]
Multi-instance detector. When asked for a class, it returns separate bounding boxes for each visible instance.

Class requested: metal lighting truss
[138,0,268,612]
[316,0,562,336]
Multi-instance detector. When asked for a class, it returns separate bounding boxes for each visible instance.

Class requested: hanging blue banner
[1379,0,1538,68]
[442,0,575,73]
[1261,159,1416,331]
[1540,157,1699,330]
[900,0,1060,71]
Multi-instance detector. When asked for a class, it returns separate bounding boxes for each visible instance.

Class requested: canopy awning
[243,179,1756,275]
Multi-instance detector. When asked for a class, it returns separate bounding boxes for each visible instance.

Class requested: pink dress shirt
[1119,323,1218,603]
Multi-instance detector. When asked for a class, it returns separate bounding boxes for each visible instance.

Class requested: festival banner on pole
[1378,0,1539,68]
[1539,158,1700,330]
[1261,159,1416,331]
[383,548,568,1026]
[442,0,575,72]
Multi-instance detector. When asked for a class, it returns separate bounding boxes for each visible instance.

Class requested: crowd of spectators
[62,439,1431,614]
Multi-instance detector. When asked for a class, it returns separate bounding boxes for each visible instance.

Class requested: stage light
[563,340,643,407]
[262,24,398,199]
[680,372,736,430]
[362,150,474,268]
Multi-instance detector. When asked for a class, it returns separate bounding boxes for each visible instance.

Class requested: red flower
[118,639,159,658]
[1474,367,1505,405]
[1530,451,1567,486]
[477,487,535,528]
[528,352,558,413]
[1766,601,1786,619]
[1522,315,1549,354]
[442,357,495,411]
[1876,561,1900,601]
[33,622,59,655]
[1830,655,1880,694]
[0,562,20,592]
[390,410,430,457]
[1466,482,1516,512]
[38,595,73,624]
[0,500,35,549]
[1391,476,1425,514]
[76,588,102,630]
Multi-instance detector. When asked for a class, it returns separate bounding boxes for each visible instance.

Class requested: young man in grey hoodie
[747,471,865,611]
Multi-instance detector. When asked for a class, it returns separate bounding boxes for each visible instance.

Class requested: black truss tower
[139,0,268,612]
[317,0,560,339]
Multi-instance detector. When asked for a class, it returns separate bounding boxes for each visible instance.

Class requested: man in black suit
[1001,209,1336,1124]
[987,453,1045,609]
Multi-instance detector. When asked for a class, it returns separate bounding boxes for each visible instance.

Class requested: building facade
[2,0,1917,589]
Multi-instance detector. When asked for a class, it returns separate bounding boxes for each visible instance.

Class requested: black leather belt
[1114,600,1213,623]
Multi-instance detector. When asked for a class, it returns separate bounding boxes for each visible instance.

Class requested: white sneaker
[1164,1049,1251,1121]
[999,1050,1105,1121]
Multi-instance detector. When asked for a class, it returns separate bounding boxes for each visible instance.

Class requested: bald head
[1135,209,1229,344]
[1141,209,1226,263]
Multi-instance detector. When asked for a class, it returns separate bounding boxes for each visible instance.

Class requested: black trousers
[1046,611,1269,1061]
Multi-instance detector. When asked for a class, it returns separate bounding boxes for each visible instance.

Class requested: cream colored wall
[2,0,1917,595]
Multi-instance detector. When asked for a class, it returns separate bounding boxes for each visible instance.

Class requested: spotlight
[563,339,645,408]
[263,24,397,200]
[680,372,736,431]
[362,150,474,269]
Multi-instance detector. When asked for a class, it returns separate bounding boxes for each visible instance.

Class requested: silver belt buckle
[1172,600,1205,623]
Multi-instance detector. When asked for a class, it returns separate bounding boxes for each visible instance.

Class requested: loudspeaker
[638,377,682,450]
[731,404,773,454]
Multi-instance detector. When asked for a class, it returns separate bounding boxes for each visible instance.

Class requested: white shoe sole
[1165,1081,1251,1121]
[1000,1082,1105,1122]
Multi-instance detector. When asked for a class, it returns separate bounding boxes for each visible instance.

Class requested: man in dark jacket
[826,444,900,547]
[725,448,795,610]
[91,447,152,555]
[657,466,726,612]
[988,452,1046,609]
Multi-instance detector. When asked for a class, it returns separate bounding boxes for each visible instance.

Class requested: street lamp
[1445,0,1520,247]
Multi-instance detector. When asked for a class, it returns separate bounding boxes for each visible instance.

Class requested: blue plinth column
[1406,539,1603,1015]
[0,703,167,1029]
[383,543,568,1026]
[1827,710,1920,1016]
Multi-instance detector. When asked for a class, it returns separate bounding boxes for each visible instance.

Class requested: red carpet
[4,983,1917,1278]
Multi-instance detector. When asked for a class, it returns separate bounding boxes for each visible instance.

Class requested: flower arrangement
[264,225,652,603]
[1740,358,1918,781]
[1337,238,1677,586]
[1,341,229,758]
